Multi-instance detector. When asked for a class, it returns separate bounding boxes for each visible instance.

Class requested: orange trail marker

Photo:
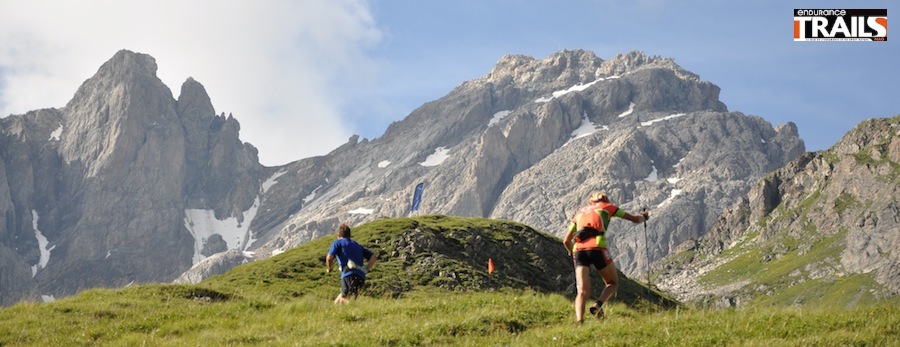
[488,258,495,274]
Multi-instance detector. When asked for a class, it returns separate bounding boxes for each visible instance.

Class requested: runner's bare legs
[574,265,592,322]
[597,262,619,306]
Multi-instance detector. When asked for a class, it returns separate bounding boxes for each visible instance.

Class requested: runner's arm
[325,254,335,273]
[366,253,378,271]
[621,211,646,224]
[562,222,577,255]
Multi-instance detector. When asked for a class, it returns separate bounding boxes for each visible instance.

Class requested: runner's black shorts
[341,274,365,296]
[574,249,613,269]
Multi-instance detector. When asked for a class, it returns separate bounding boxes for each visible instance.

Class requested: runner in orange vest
[562,192,648,323]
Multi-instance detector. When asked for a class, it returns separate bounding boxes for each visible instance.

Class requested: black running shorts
[574,249,613,270]
[341,274,365,297]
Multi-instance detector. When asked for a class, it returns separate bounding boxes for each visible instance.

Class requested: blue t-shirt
[327,238,374,279]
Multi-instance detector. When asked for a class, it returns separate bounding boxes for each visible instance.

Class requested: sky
[0,1,896,166]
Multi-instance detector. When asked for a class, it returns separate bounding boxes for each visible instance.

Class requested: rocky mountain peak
[108,49,157,75]
[487,49,602,88]
[656,115,899,307]
[65,50,164,110]
[59,49,178,171]
[0,49,266,305]
[0,48,827,307]
[603,51,698,81]
[177,77,216,127]
[92,49,159,80]
[485,50,699,93]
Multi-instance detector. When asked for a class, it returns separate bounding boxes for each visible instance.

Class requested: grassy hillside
[1,215,897,345]
[200,215,674,305]
[1,285,897,346]
[693,228,896,308]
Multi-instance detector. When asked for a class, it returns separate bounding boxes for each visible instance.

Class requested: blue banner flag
[410,182,425,211]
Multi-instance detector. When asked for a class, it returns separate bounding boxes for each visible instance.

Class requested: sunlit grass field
[3,215,897,346]
[1,285,897,346]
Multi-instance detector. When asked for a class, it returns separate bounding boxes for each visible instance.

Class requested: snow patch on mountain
[31,210,54,277]
[420,147,450,166]
[564,113,608,146]
[378,160,391,168]
[303,185,322,205]
[261,170,286,194]
[641,113,687,127]
[645,161,659,182]
[48,124,63,141]
[657,189,684,208]
[535,76,619,103]
[618,102,636,118]
[489,110,511,126]
[349,207,374,215]
[183,197,260,265]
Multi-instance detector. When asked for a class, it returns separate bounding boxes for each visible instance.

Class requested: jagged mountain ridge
[247,50,803,281]
[0,50,265,305]
[1,49,804,305]
[656,116,900,307]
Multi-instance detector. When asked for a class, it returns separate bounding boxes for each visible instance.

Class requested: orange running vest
[573,202,619,251]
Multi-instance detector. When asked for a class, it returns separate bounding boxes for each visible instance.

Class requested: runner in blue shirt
[326,223,378,304]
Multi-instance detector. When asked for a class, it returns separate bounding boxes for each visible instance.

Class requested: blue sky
[0,1,896,166]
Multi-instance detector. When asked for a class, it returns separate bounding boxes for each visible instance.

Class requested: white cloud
[0,0,382,166]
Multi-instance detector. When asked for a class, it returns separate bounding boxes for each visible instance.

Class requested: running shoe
[589,303,605,319]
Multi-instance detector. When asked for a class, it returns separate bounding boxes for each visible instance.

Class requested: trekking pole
[642,208,651,293]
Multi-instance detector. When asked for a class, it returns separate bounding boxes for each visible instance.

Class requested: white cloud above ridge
[0,0,382,166]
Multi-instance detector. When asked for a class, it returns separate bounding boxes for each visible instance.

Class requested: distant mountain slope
[656,115,900,308]
[0,49,803,305]
[250,50,804,288]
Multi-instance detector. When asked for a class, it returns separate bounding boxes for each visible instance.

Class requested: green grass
[199,215,586,300]
[834,192,860,214]
[697,230,875,307]
[694,187,895,309]
[2,214,896,345]
[755,273,890,308]
[1,287,897,346]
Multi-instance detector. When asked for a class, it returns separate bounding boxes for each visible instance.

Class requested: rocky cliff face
[656,116,900,307]
[0,49,807,305]
[0,50,263,305]
[244,50,804,286]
